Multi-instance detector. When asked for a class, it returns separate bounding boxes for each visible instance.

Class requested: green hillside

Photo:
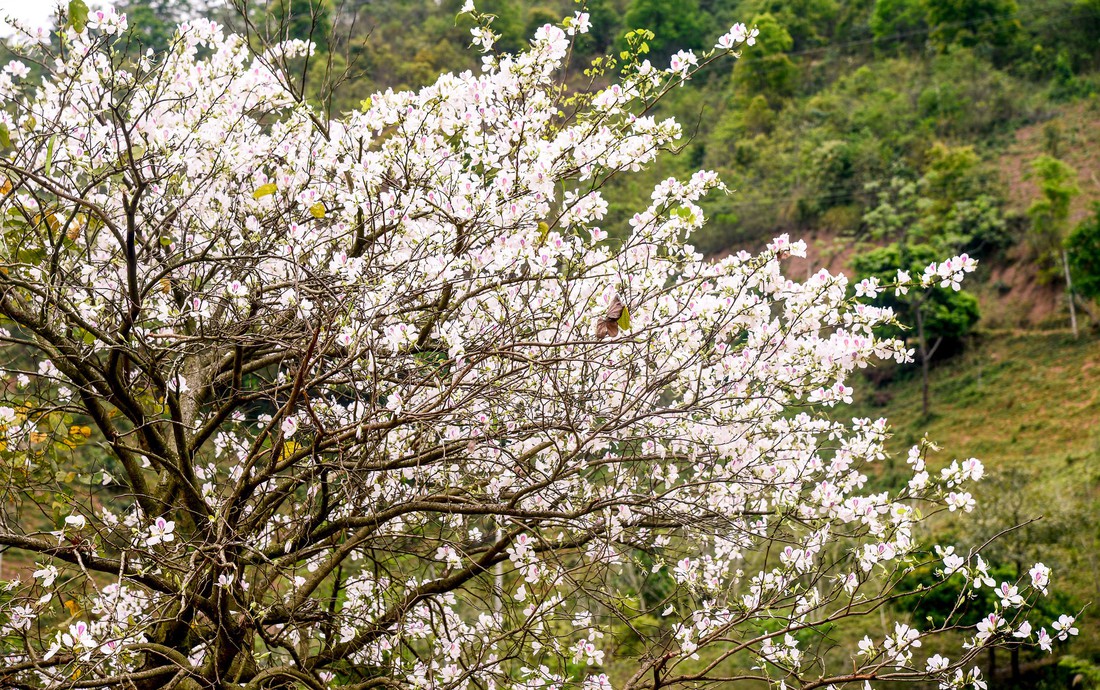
[856,331,1100,467]
[848,330,1100,664]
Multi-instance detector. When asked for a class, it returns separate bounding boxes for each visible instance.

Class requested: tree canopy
[0,4,1075,689]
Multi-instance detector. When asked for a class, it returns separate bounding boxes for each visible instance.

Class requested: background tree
[924,0,1021,63]
[869,0,928,53]
[851,243,980,416]
[737,0,839,49]
[732,13,798,98]
[112,0,208,52]
[1027,155,1081,336]
[1065,202,1100,326]
[851,144,1002,416]
[620,0,707,61]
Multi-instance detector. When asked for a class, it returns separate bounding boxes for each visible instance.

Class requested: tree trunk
[1074,294,1098,329]
[914,304,942,418]
[1063,248,1078,339]
[915,304,930,417]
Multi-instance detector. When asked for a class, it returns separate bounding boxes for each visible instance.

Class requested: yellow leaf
[160,277,171,294]
[252,182,277,200]
[617,305,631,332]
[537,221,550,244]
[68,0,89,33]
[64,599,81,616]
[309,202,326,219]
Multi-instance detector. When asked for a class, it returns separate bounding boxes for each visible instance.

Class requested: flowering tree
[0,5,1076,690]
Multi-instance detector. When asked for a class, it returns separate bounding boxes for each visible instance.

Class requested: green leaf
[44,136,56,177]
[69,0,89,33]
[617,305,631,332]
[537,221,550,243]
[414,350,446,364]
[0,124,10,149]
[252,183,277,200]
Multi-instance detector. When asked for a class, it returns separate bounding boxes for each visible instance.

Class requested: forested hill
[136,0,1100,333]
[115,0,1100,276]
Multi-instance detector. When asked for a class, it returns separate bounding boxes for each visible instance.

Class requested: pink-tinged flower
[1052,614,1078,641]
[225,280,247,298]
[63,620,96,649]
[854,277,880,298]
[668,50,697,75]
[1029,562,1051,593]
[975,613,1002,644]
[4,61,29,79]
[840,572,858,594]
[147,516,175,546]
[1037,627,1053,652]
[567,12,591,36]
[673,557,696,582]
[997,582,1023,608]
[86,10,107,31]
[33,564,58,587]
[8,605,34,631]
[281,416,298,439]
[583,673,613,690]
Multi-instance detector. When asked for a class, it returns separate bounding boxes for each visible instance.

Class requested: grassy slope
[858,331,1100,465]
[848,330,1100,653]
